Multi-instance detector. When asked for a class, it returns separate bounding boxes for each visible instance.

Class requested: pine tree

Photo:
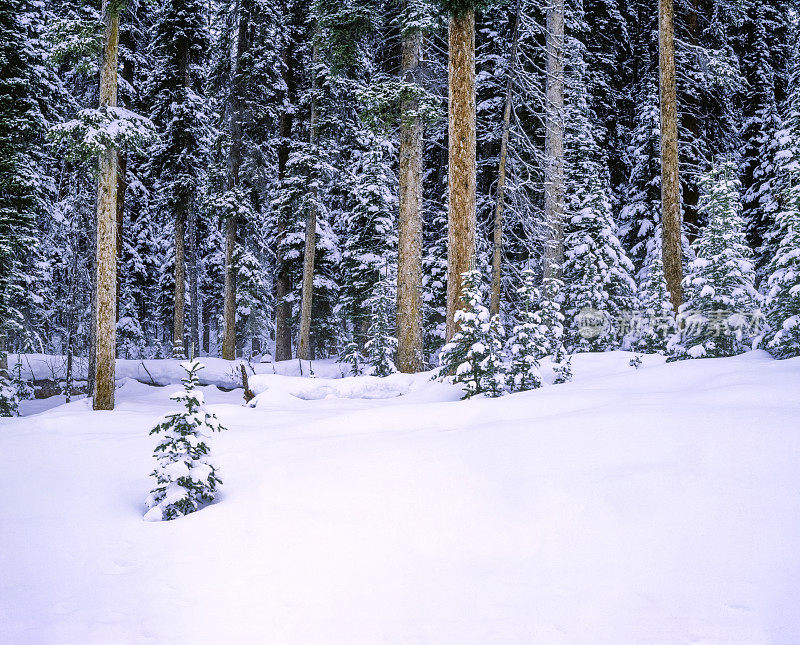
[144,360,226,522]
[507,269,543,392]
[146,0,210,358]
[633,242,675,354]
[764,180,800,358]
[670,160,761,359]
[563,176,637,352]
[439,269,506,398]
[365,273,397,377]
[0,364,18,416]
[339,339,363,376]
[0,0,48,357]
[533,271,572,383]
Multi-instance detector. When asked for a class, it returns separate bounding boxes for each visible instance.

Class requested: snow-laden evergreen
[633,234,676,354]
[339,340,363,376]
[670,161,761,359]
[365,273,397,377]
[0,365,18,417]
[439,270,506,399]
[144,360,226,521]
[563,176,638,352]
[507,269,543,392]
[764,180,800,358]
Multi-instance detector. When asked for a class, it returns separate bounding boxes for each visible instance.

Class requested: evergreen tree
[146,0,211,357]
[439,270,506,398]
[0,364,18,416]
[633,241,675,354]
[764,180,800,358]
[0,0,48,353]
[507,269,543,392]
[144,360,226,521]
[670,160,761,359]
[365,273,397,377]
[339,339,363,376]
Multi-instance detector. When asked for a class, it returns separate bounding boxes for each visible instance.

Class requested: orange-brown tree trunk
[93,0,120,410]
[446,9,477,341]
[659,0,683,311]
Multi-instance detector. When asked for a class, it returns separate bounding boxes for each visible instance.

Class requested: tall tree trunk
[115,152,126,320]
[222,0,248,360]
[543,0,565,283]
[396,25,424,373]
[445,9,477,341]
[297,42,319,360]
[93,0,120,410]
[173,207,186,358]
[274,27,296,362]
[659,0,683,311]
[682,0,700,242]
[188,203,199,357]
[489,0,521,316]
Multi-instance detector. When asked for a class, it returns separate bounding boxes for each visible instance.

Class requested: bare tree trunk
[445,9,477,341]
[93,0,120,410]
[397,25,424,373]
[173,208,186,359]
[297,42,319,360]
[188,203,199,357]
[115,152,126,320]
[490,0,521,316]
[543,0,565,283]
[659,0,683,311]
[222,0,248,360]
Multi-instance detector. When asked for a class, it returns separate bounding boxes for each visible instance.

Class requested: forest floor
[2,351,800,643]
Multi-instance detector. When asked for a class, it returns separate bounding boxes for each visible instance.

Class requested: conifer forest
[2,0,800,641]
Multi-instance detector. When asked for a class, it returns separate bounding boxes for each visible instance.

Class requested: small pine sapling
[144,360,226,521]
[0,366,18,417]
[365,275,397,377]
[535,271,573,384]
[12,360,33,400]
[507,269,543,392]
[439,269,507,398]
[339,339,363,376]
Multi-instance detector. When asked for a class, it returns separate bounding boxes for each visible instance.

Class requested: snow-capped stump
[144,360,226,521]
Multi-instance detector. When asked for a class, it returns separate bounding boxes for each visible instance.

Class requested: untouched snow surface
[2,351,800,643]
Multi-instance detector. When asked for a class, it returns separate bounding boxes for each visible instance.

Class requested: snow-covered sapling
[144,360,226,521]
[0,366,18,417]
[669,160,761,359]
[12,360,33,400]
[365,274,397,377]
[439,269,507,399]
[339,339,363,376]
[507,269,543,392]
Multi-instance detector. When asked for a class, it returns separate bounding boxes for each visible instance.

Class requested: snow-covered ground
[2,350,800,643]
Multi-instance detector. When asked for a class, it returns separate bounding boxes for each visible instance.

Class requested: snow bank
[9,354,347,389]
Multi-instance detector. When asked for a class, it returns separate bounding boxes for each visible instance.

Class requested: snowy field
[2,351,800,643]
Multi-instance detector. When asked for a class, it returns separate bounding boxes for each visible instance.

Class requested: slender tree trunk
[543,0,565,283]
[115,152,126,320]
[490,0,521,316]
[445,9,477,341]
[659,0,683,311]
[222,0,248,360]
[274,29,296,362]
[173,208,186,358]
[396,25,424,373]
[297,42,319,360]
[188,203,199,357]
[93,0,120,410]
